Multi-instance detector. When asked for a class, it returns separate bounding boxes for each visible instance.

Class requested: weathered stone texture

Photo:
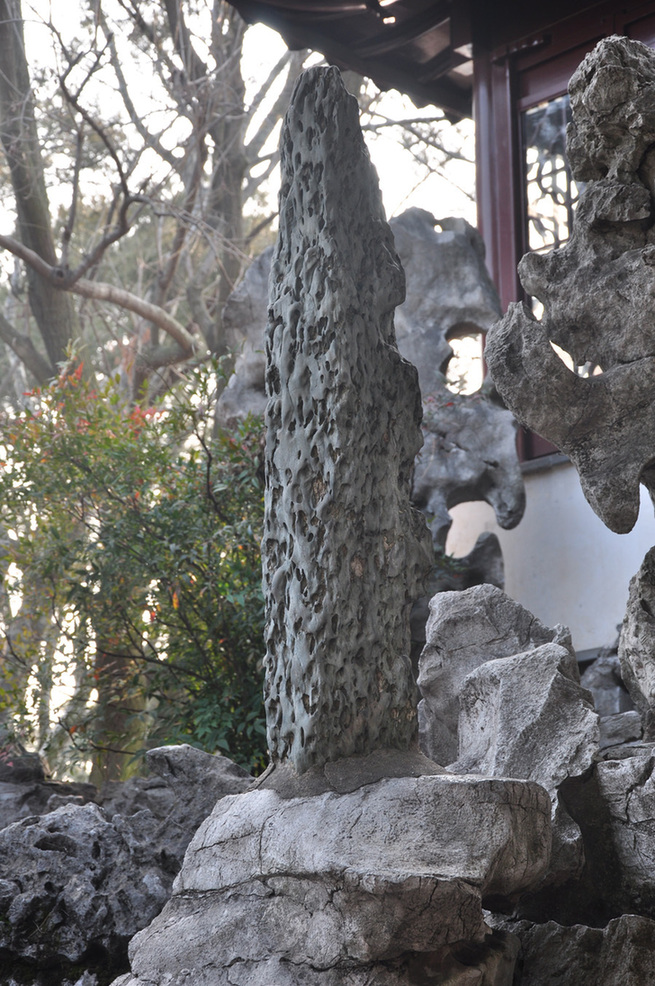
[594,750,655,908]
[217,208,525,559]
[619,546,655,717]
[389,209,501,395]
[498,915,655,985]
[580,653,634,718]
[412,389,524,550]
[485,36,655,534]
[0,745,253,977]
[450,640,598,883]
[417,584,571,765]
[0,803,172,963]
[115,776,550,986]
[263,66,432,773]
[215,245,272,428]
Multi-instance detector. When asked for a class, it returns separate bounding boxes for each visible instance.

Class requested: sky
[22,1,476,227]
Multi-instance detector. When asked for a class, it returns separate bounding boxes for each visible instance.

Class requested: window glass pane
[522,94,584,254]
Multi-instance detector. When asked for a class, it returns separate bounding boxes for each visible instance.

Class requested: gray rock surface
[580,653,634,717]
[217,210,503,429]
[390,210,501,394]
[0,745,253,975]
[217,208,524,567]
[619,546,655,717]
[114,66,550,986]
[500,914,655,985]
[412,388,524,550]
[485,36,655,535]
[450,641,598,882]
[595,750,655,909]
[215,245,272,427]
[263,65,432,773]
[599,711,643,751]
[115,774,550,986]
[0,778,95,832]
[417,584,572,765]
[0,802,171,963]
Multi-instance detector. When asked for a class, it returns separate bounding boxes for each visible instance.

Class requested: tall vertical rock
[110,68,552,986]
[263,66,432,773]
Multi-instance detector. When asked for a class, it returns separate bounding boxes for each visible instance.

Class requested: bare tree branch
[0,310,52,382]
[0,233,198,354]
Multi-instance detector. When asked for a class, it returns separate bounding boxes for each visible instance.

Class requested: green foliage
[0,362,267,778]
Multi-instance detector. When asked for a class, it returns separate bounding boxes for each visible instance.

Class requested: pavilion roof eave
[228,0,473,120]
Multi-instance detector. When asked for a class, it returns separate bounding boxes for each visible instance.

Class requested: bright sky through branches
[24,2,475,225]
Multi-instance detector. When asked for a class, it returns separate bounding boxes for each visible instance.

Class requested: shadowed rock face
[263,66,432,774]
[486,36,655,535]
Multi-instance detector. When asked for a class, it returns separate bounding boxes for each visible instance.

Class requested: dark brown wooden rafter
[227,0,472,117]
[351,2,451,57]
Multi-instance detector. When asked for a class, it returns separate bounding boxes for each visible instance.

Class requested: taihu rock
[262,66,432,774]
[0,745,253,977]
[485,36,655,534]
[619,546,655,718]
[417,583,572,765]
[111,66,551,986]
[217,209,525,559]
[0,803,171,964]
[450,639,599,883]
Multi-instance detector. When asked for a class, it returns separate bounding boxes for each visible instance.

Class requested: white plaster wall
[446,460,655,654]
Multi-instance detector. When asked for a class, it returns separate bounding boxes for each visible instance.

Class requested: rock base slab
[114,773,550,986]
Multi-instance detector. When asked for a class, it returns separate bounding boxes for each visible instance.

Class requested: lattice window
[522,93,584,254]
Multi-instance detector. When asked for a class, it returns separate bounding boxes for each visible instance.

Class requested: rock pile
[481,33,655,981]
[0,745,252,985]
[112,65,551,986]
[9,35,655,986]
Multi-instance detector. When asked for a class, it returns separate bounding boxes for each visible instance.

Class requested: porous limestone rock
[216,209,525,561]
[263,65,432,773]
[113,775,550,986]
[0,746,253,980]
[217,209,504,428]
[450,641,599,882]
[214,245,272,427]
[412,388,524,550]
[500,914,655,985]
[619,547,655,718]
[485,36,655,535]
[389,209,501,393]
[112,65,551,986]
[417,583,572,766]
[0,778,95,832]
[100,745,254,864]
[0,738,96,832]
[0,803,172,964]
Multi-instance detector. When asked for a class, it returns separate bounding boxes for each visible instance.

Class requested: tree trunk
[0,0,78,373]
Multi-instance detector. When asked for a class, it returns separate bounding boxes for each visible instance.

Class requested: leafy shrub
[0,362,267,780]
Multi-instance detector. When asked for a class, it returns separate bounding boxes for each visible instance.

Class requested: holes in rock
[34,834,78,855]
[444,326,484,394]
[549,340,603,376]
